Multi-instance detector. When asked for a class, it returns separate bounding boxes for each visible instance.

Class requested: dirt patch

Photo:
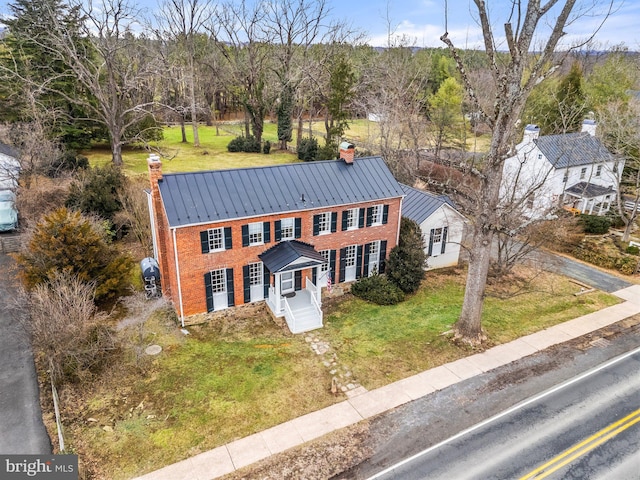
[223,423,373,480]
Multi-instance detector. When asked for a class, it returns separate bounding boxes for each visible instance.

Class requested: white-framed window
[563,171,569,183]
[538,153,543,160]
[345,245,357,267]
[319,249,330,272]
[208,227,224,252]
[595,165,602,177]
[210,268,226,294]
[346,208,359,230]
[580,167,587,179]
[249,262,263,285]
[432,228,443,244]
[280,217,295,240]
[370,205,383,225]
[367,240,380,276]
[248,222,263,245]
[318,212,332,234]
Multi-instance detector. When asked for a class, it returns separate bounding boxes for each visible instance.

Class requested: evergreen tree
[277,84,294,150]
[386,217,426,294]
[325,56,355,147]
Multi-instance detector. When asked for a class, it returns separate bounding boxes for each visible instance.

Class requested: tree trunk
[111,140,123,167]
[189,80,200,147]
[297,114,303,148]
[180,115,187,143]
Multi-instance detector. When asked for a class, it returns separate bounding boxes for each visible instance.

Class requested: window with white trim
[346,208,359,230]
[249,262,263,285]
[280,217,295,240]
[210,268,226,294]
[208,227,224,251]
[318,212,332,234]
[345,245,356,267]
[580,167,587,179]
[319,249,330,272]
[370,205,383,225]
[595,165,602,177]
[248,222,263,245]
[432,228,443,244]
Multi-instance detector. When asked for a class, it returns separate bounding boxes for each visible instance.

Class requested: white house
[502,120,623,217]
[400,184,466,270]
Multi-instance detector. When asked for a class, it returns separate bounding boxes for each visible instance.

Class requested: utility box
[140,257,161,299]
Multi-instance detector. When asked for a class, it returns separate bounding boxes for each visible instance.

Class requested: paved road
[335,317,640,479]
[370,347,640,479]
[0,253,51,453]
[528,250,633,293]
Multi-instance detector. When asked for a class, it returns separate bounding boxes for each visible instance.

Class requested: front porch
[563,182,616,216]
[260,240,327,334]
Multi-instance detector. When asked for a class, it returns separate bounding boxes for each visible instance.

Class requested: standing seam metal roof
[158,157,404,228]
[400,184,457,225]
[535,133,615,169]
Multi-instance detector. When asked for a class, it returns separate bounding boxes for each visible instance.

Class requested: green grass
[323,269,620,389]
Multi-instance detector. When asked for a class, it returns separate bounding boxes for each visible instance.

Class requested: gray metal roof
[158,157,404,228]
[259,240,325,273]
[535,132,615,169]
[0,143,18,158]
[400,184,457,224]
[564,182,615,199]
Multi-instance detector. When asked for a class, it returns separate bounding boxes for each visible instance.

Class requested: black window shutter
[312,267,317,284]
[428,229,434,256]
[382,205,389,224]
[313,214,320,236]
[366,207,373,227]
[294,270,302,291]
[224,227,232,250]
[263,222,271,243]
[330,250,336,276]
[356,245,363,279]
[358,208,365,228]
[441,226,448,254]
[339,248,346,283]
[331,212,338,232]
[295,218,302,238]
[274,220,282,242]
[379,241,387,274]
[341,210,348,231]
[204,272,213,312]
[226,268,235,306]
[200,231,209,254]
[363,243,371,277]
[243,265,251,303]
[263,267,270,298]
[242,225,249,247]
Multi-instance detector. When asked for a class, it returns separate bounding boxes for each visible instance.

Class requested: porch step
[288,306,323,334]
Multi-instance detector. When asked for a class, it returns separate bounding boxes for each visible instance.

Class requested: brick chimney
[339,142,355,164]
[148,154,163,191]
[522,124,540,144]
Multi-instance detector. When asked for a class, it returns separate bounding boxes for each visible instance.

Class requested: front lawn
[63,268,620,479]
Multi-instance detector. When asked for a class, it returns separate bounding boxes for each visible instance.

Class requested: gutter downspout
[172,227,185,327]
[396,195,405,246]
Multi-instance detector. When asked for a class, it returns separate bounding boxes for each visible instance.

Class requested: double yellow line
[519,407,640,479]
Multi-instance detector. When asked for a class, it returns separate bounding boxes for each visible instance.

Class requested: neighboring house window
[366,204,389,227]
[596,165,602,177]
[427,227,448,257]
[242,222,270,246]
[580,167,587,179]
[280,217,295,240]
[313,212,337,235]
[200,227,232,253]
[538,153,543,160]
[275,217,301,241]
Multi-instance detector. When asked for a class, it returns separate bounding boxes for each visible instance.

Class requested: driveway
[527,249,634,293]
[0,252,51,453]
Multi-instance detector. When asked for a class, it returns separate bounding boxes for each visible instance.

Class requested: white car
[0,190,18,232]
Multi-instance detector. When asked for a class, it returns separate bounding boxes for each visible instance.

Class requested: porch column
[588,199,595,215]
[275,272,282,313]
[314,266,322,304]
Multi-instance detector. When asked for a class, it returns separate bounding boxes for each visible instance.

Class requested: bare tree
[154,0,214,148]
[440,0,614,344]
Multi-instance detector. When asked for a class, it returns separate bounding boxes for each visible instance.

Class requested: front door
[430,228,444,257]
[281,271,294,294]
[344,245,357,282]
[211,268,228,311]
[249,262,264,302]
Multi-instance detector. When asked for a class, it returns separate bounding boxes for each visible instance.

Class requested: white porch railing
[305,278,323,325]
[283,297,296,332]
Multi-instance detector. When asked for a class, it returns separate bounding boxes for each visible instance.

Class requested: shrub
[46,151,89,177]
[66,164,126,221]
[351,274,405,305]
[227,136,246,152]
[386,218,426,293]
[15,208,134,304]
[317,143,338,161]
[626,244,639,255]
[263,140,271,154]
[297,137,319,161]
[579,214,610,234]
[244,136,261,153]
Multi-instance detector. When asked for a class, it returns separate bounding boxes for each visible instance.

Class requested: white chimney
[523,124,540,144]
[581,119,596,136]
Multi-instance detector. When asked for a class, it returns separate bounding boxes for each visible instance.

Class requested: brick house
[147,144,404,333]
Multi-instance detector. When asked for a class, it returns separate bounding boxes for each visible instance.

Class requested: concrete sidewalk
[133,285,640,480]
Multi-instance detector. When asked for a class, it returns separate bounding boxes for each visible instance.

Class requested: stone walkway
[305,334,367,398]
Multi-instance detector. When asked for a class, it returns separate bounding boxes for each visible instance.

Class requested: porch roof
[259,240,325,273]
[564,181,615,199]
